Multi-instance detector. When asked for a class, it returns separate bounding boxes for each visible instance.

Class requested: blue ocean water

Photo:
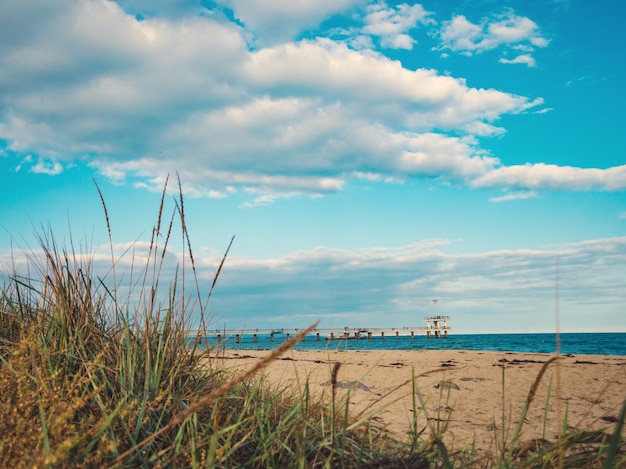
[201,333,626,356]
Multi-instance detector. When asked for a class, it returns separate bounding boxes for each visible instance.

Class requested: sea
[200,333,626,356]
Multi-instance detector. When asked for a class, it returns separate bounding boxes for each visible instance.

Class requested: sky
[1,0,625,334]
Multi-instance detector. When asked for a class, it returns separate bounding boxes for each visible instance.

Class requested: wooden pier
[196,316,451,343]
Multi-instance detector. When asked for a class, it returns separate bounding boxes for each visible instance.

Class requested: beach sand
[210,348,626,453]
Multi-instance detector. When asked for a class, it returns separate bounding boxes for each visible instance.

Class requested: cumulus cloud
[0,0,623,204]
[162,237,626,331]
[362,1,433,50]
[439,9,548,64]
[31,158,64,175]
[214,0,366,46]
[3,216,625,333]
[474,163,626,192]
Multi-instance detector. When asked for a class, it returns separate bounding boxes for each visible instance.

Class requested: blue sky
[1,0,625,333]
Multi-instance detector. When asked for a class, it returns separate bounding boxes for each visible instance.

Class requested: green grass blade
[603,396,626,469]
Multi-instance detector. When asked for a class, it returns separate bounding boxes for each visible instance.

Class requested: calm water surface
[200,333,626,356]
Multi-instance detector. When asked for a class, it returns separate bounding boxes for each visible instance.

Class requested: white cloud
[362,1,433,50]
[499,53,536,67]
[346,34,374,50]
[533,107,553,115]
[511,44,534,52]
[31,158,64,175]
[215,0,366,45]
[474,163,626,192]
[244,40,537,123]
[241,189,303,208]
[381,33,413,49]
[4,225,625,333]
[439,9,548,64]
[463,121,506,137]
[439,15,482,55]
[489,190,537,203]
[398,133,499,179]
[0,0,623,202]
[530,36,550,48]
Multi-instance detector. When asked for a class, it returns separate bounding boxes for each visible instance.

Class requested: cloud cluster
[6,235,615,333]
[475,163,626,192]
[1,0,623,204]
[5,234,623,333]
[207,236,626,332]
[439,9,549,67]
[362,2,432,50]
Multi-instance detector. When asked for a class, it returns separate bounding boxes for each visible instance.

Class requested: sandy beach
[211,348,626,453]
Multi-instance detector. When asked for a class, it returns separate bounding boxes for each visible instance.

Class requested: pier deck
[194,318,451,343]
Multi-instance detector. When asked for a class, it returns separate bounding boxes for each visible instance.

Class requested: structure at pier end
[424,315,451,339]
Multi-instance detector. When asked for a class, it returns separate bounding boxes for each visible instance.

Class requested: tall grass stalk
[555,256,563,469]
[505,356,559,463]
[604,397,626,469]
[413,380,453,468]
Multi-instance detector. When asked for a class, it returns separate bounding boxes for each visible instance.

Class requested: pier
[195,316,450,344]
[425,315,450,339]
